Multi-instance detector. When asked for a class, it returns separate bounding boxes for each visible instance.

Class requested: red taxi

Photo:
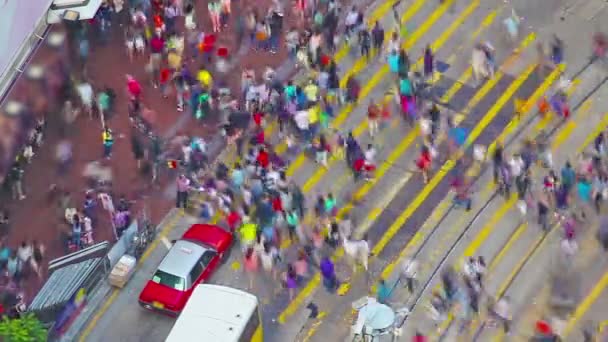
[138,224,233,315]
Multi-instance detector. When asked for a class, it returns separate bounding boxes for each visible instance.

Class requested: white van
[46,0,103,24]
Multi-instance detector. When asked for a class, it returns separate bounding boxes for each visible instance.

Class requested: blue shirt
[320,258,334,279]
[231,169,244,188]
[377,283,391,303]
[561,167,575,188]
[577,181,592,203]
[388,54,400,73]
[399,78,412,96]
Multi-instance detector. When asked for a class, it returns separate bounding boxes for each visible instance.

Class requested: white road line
[161,236,173,249]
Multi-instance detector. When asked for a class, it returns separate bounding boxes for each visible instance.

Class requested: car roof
[157,240,209,278]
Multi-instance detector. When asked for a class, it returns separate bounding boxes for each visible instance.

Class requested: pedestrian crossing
[189,0,608,340]
[390,65,608,340]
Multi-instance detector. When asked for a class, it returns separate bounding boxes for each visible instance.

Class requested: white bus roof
[165,284,258,342]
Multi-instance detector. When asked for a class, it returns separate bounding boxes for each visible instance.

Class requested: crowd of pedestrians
[415,92,608,340]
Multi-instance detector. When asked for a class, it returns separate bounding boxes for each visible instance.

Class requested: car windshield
[151,270,186,291]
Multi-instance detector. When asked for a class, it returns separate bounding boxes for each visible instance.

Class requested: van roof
[166,285,258,342]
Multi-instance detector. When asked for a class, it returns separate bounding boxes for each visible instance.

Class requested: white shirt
[345,11,358,26]
[364,148,377,164]
[561,238,578,257]
[182,145,192,164]
[260,248,278,271]
[386,39,400,55]
[294,110,310,130]
[77,83,93,106]
[17,245,32,262]
[509,156,524,177]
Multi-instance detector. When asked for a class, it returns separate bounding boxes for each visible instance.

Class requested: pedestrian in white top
[76,81,94,118]
[294,110,310,131]
[509,154,524,178]
[17,241,32,264]
[492,296,512,334]
[401,258,418,293]
[259,242,279,280]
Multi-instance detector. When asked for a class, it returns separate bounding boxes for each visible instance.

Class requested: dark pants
[322,275,338,293]
[176,191,189,208]
[269,33,280,52]
[103,144,112,158]
[404,277,415,293]
[361,44,370,58]
[453,196,472,211]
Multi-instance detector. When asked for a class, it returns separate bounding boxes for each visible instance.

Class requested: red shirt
[153,14,164,29]
[253,112,264,126]
[200,34,216,53]
[255,130,265,145]
[416,151,431,170]
[353,158,365,172]
[257,150,269,169]
[320,55,331,66]
[127,79,141,97]
[160,69,171,84]
[226,211,241,231]
[150,36,164,53]
[413,335,427,342]
[272,196,283,212]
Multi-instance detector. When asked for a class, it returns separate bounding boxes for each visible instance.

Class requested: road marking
[276,0,430,158]
[339,0,437,89]
[285,0,480,242]
[487,223,528,270]
[160,236,173,249]
[78,210,222,341]
[300,0,481,192]
[563,271,608,338]
[231,260,241,271]
[296,39,539,342]
[283,0,459,167]
[301,311,328,342]
[260,0,411,143]
[333,0,405,62]
[363,63,564,339]
[439,90,602,340]
[486,64,565,174]
[278,0,472,323]
[373,62,537,256]
[279,18,536,334]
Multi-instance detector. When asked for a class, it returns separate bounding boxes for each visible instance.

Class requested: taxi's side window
[189,262,204,285]
[200,250,217,268]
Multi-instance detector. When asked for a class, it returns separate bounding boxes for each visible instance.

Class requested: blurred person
[243,247,258,289]
[102,127,114,159]
[367,100,380,137]
[320,255,338,293]
[401,258,418,293]
[282,264,298,299]
[176,174,191,208]
[489,296,512,334]
[55,139,73,175]
[376,278,391,304]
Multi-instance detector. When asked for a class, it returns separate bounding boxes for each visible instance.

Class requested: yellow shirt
[240,223,257,243]
[168,51,182,70]
[308,105,320,124]
[197,69,212,87]
[304,84,318,102]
